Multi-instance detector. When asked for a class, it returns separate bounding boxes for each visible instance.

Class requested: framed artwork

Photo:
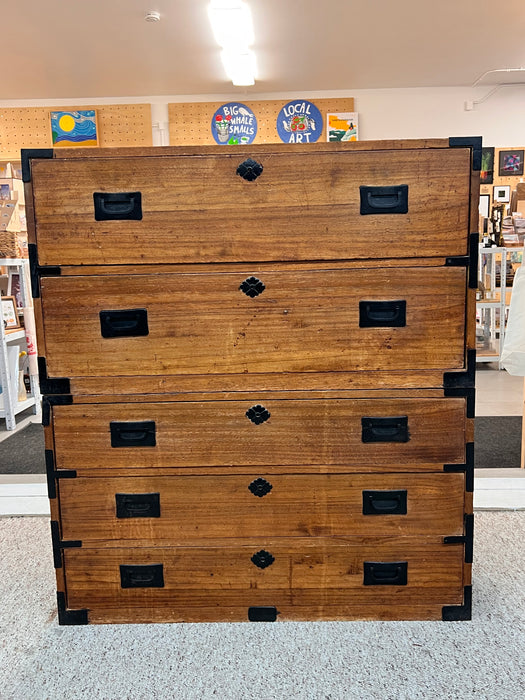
[480,147,494,184]
[327,112,359,142]
[1,296,21,330]
[50,110,98,148]
[7,270,23,307]
[493,185,511,203]
[498,149,524,177]
[479,193,490,218]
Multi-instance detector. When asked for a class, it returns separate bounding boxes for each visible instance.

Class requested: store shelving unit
[476,245,508,368]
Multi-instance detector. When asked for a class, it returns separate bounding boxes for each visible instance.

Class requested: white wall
[2,85,524,147]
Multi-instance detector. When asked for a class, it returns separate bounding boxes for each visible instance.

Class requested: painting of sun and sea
[50,110,98,147]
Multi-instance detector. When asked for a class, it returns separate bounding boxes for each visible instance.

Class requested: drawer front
[40,266,467,378]
[52,398,467,472]
[58,473,465,542]
[63,539,465,620]
[31,147,471,265]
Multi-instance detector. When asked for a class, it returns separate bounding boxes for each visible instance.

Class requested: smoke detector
[144,10,161,22]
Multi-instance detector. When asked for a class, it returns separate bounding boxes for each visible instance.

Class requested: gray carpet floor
[1,513,524,699]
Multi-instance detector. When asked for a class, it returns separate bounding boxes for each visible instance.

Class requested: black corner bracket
[443,349,476,389]
[45,449,77,500]
[444,442,475,492]
[443,513,474,564]
[50,521,82,569]
[21,148,54,183]
[28,243,61,298]
[442,585,473,621]
[443,387,475,419]
[449,137,483,171]
[445,233,479,289]
[42,395,73,427]
[56,591,89,626]
[38,357,71,397]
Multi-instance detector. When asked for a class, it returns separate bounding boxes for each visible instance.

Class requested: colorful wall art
[50,110,98,148]
[211,103,257,145]
[276,100,323,143]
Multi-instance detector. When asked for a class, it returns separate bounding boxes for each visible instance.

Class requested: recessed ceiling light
[144,10,161,22]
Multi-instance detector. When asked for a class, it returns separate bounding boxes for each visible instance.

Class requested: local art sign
[211,102,257,145]
[276,100,323,143]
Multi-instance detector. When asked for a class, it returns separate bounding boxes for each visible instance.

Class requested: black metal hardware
[363,561,408,586]
[360,185,408,215]
[444,514,474,564]
[56,592,88,626]
[28,243,61,298]
[362,490,407,515]
[38,356,71,396]
[237,158,263,181]
[93,191,142,221]
[239,276,265,298]
[248,606,279,622]
[248,478,273,498]
[116,492,161,519]
[50,520,82,569]
[42,395,73,427]
[444,232,479,289]
[443,349,476,389]
[45,449,77,500]
[442,585,472,621]
[251,550,275,569]
[449,136,483,171]
[100,309,149,338]
[21,148,54,183]
[361,416,409,443]
[110,421,156,448]
[359,300,406,328]
[120,564,164,588]
[444,442,475,493]
[443,387,475,419]
[246,405,271,425]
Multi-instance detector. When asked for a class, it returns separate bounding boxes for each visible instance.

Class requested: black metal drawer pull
[248,606,278,622]
[93,191,143,220]
[361,416,409,443]
[237,158,263,181]
[363,561,408,586]
[116,492,161,518]
[251,550,275,569]
[100,309,149,338]
[248,478,273,497]
[110,421,156,448]
[362,490,407,515]
[359,300,406,328]
[120,564,164,588]
[360,185,409,214]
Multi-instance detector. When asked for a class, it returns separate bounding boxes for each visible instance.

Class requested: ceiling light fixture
[208,0,257,86]
[144,10,161,22]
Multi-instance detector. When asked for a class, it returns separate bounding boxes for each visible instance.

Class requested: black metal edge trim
[56,591,89,626]
[443,349,476,389]
[45,449,57,499]
[449,137,482,171]
[442,585,472,621]
[42,395,73,427]
[50,520,82,569]
[38,357,71,396]
[248,606,279,622]
[444,442,474,492]
[21,148,54,183]
[443,387,475,418]
[443,514,474,564]
[28,243,61,299]
[468,231,479,289]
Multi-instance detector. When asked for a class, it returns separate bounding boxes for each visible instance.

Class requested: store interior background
[1,0,525,506]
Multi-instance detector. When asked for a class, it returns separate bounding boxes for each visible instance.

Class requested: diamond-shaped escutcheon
[248,478,273,498]
[251,550,275,569]
[246,405,271,425]
[239,276,265,298]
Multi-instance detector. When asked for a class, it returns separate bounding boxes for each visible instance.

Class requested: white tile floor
[1,365,524,513]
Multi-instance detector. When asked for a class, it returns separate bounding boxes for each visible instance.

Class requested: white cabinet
[0,259,40,429]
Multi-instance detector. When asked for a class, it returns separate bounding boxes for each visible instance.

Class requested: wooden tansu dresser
[23,138,479,624]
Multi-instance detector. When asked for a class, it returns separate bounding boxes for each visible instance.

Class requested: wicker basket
[0,231,18,258]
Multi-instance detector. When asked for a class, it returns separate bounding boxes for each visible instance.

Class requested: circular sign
[276,100,323,143]
[211,102,257,145]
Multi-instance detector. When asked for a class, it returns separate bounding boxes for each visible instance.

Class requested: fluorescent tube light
[220,49,257,86]
[208,0,254,50]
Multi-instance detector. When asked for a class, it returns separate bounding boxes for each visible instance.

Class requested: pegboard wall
[169,98,355,145]
[0,104,152,160]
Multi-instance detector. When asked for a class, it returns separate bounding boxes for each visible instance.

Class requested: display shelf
[476,246,507,368]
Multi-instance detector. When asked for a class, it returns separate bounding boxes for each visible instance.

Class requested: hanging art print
[276,100,323,143]
[211,103,257,145]
[50,110,98,148]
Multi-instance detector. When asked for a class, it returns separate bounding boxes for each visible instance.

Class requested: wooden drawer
[62,537,465,623]
[40,265,467,379]
[51,397,467,473]
[30,144,471,265]
[58,472,465,543]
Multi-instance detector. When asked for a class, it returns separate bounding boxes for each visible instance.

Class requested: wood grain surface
[51,397,467,472]
[40,266,467,378]
[31,146,470,265]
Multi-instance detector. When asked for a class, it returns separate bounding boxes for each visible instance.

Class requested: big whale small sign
[211,102,257,145]
[276,100,323,143]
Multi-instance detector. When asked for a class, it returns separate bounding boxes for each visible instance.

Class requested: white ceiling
[3,0,525,100]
